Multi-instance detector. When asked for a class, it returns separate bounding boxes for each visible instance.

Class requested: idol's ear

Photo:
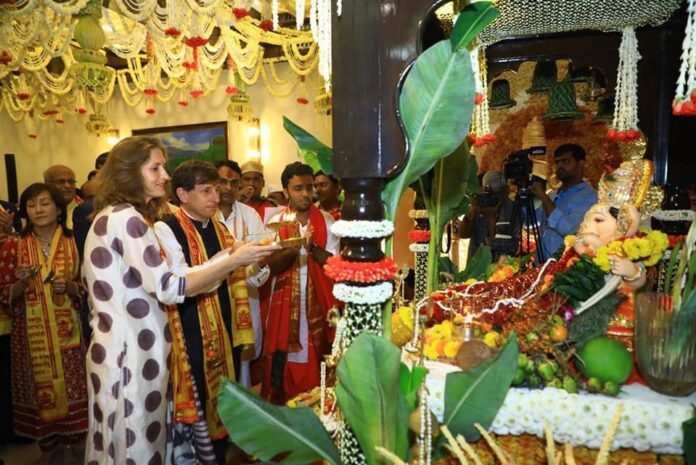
[622,204,641,237]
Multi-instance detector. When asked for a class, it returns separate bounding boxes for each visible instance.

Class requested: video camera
[503,149,534,188]
[474,187,500,208]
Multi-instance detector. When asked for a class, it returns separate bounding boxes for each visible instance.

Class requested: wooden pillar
[332,0,437,224]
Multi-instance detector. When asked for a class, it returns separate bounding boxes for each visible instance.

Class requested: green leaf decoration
[450,2,500,51]
[336,333,410,464]
[383,40,475,221]
[567,292,626,347]
[283,116,333,175]
[217,379,340,465]
[456,245,492,282]
[399,363,427,410]
[443,334,519,440]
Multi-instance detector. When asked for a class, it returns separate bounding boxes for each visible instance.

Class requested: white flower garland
[409,243,430,253]
[331,219,394,239]
[295,0,306,30]
[675,0,696,102]
[272,0,279,31]
[333,282,393,305]
[612,28,641,132]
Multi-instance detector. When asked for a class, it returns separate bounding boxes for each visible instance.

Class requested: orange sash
[19,228,80,422]
[167,209,254,440]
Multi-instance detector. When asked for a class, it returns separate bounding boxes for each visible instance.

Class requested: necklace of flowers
[566,229,669,273]
[333,281,393,305]
[408,229,431,243]
[331,219,394,239]
[324,256,397,283]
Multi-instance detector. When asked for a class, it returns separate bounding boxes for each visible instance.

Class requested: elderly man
[239,160,280,223]
[43,165,83,229]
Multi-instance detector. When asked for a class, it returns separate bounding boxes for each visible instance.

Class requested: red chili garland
[324,256,397,283]
[408,229,431,243]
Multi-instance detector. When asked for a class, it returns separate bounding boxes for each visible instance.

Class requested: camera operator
[531,143,597,260]
[459,171,514,260]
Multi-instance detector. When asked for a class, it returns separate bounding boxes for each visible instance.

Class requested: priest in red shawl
[262,162,339,403]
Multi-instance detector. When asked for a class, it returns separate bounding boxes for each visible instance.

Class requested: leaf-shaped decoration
[336,333,410,464]
[429,142,477,237]
[450,2,500,51]
[217,379,340,465]
[456,245,492,282]
[382,40,475,221]
[399,363,427,410]
[283,116,333,175]
[443,334,519,440]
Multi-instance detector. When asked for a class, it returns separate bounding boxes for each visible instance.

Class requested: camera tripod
[508,184,545,263]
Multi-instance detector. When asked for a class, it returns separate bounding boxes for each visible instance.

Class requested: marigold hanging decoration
[296,75,309,104]
[25,113,38,139]
[177,88,189,106]
[673,0,696,116]
[225,57,238,94]
[233,8,249,20]
[607,28,642,142]
[0,51,12,66]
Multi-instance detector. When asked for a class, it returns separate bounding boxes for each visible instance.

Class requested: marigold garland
[566,229,669,272]
[408,230,431,243]
[324,256,397,283]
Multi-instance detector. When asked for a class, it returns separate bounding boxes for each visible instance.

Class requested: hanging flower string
[0,51,12,66]
[673,0,696,115]
[233,7,249,20]
[324,256,397,283]
[226,56,238,94]
[333,282,394,305]
[607,28,641,142]
[467,45,496,147]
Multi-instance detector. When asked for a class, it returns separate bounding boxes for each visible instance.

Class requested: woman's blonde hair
[93,136,169,221]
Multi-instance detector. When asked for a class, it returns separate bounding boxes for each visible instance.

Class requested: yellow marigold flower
[607,241,623,255]
[424,343,439,360]
[593,248,611,273]
[635,238,652,257]
[564,235,577,248]
[397,306,414,330]
[444,340,461,359]
[644,253,662,267]
[622,239,642,260]
[483,331,501,348]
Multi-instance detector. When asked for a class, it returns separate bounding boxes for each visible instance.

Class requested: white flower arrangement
[331,220,394,239]
[423,360,693,455]
[333,282,393,305]
[409,243,430,253]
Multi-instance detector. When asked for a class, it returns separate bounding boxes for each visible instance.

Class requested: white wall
[0,68,332,200]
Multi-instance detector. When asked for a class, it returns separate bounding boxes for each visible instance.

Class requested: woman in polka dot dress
[82,136,279,465]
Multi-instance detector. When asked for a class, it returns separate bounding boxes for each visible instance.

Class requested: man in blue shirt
[531,144,597,261]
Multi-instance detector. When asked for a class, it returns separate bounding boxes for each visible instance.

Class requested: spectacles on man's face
[50,178,77,186]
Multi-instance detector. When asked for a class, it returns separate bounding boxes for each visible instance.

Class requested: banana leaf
[399,363,427,410]
[336,333,410,464]
[451,2,500,51]
[382,39,475,222]
[217,379,340,465]
[456,245,492,282]
[283,116,333,175]
[424,144,480,292]
[443,334,519,440]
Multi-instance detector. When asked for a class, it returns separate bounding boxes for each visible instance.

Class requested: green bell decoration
[542,79,584,121]
[568,63,592,83]
[489,79,517,109]
[69,0,114,93]
[594,95,615,122]
[527,60,557,94]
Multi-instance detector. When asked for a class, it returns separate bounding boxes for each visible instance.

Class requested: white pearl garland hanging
[673,0,696,115]
[611,28,641,134]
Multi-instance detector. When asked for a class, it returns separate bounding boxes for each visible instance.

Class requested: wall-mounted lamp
[106,129,121,146]
[246,118,261,160]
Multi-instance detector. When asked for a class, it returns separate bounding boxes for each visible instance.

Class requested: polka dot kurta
[82,204,186,465]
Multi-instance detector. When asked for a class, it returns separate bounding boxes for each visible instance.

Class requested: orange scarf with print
[167,209,254,440]
[19,228,80,422]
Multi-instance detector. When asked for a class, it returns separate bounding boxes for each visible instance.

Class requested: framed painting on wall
[132,121,228,173]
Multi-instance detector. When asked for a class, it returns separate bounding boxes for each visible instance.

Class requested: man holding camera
[531,143,597,261]
[459,170,515,259]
